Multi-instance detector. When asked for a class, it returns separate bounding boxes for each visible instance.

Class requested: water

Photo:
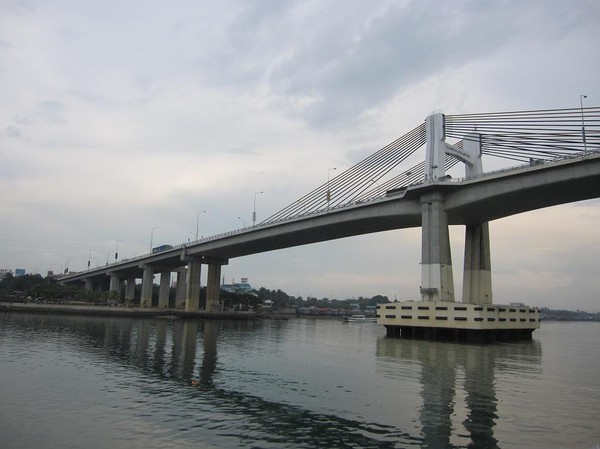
[0,313,599,449]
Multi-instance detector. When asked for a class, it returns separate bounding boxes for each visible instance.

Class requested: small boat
[344,314,377,322]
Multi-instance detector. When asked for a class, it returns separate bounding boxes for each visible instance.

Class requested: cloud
[0,0,598,310]
[1,125,20,138]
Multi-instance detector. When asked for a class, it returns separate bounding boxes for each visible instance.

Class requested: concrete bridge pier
[158,270,171,309]
[185,257,202,312]
[84,278,93,291]
[175,268,187,309]
[463,222,493,304]
[420,191,455,302]
[205,258,228,313]
[125,276,136,303]
[108,273,123,299]
[140,265,154,308]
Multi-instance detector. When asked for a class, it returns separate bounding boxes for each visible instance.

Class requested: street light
[580,94,588,153]
[237,216,246,228]
[196,210,206,240]
[253,191,263,227]
[327,167,336,211]
[115,239,123,264]
[87,249,95,270]
[150,227,159,252]
[65,257,72,274]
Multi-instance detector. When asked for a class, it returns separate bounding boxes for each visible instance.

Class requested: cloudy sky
[1,0,599,310]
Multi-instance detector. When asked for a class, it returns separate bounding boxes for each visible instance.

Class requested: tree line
[0,273,390,310]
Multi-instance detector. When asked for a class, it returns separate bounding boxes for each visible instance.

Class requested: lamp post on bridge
[237,216,246,228]
[195,210,206,240]
[327,167,336,211]
[253,191,263,227]
[580,94,588,153]
[87,249,95,270]
[115,239,123,264]
[150,227,159,252]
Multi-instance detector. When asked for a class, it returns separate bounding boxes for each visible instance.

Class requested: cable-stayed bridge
[264,107,599,220]
[61,106,600,338]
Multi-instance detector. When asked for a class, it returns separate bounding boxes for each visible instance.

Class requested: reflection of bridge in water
[376,336,542,448]
[6,313,542,447]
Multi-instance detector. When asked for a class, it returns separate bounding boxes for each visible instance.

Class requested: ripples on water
[0,313,599,449]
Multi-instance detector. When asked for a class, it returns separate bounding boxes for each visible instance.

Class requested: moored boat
[344,314,377,322]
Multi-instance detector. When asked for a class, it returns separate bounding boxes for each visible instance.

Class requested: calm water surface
[0,312,599,449]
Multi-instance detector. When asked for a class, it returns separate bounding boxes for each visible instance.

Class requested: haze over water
[1,313,598,449]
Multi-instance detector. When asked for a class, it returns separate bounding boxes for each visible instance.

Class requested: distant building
[221,278,253,294]
[15,269,26,277]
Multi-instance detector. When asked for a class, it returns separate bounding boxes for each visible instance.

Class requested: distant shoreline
[0,301,265,320]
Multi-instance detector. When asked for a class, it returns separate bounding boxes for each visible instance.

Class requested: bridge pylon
[380,113,540,341]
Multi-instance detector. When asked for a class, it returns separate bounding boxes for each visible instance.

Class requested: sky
[1,0,599,311]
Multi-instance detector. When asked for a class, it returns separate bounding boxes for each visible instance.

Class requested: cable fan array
[262,106,598,225]
[262,123,426,224]
[445,107,600,162]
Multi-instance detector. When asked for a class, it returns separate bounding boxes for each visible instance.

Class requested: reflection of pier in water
[376,337,542,448]
[7,315,419,448]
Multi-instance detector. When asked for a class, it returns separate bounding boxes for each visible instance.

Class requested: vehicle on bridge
[152,244,173,254]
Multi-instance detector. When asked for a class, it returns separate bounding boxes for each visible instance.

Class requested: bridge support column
[158,270,171,308]
[108,273,122,296]
[205,259,228,313]
[420,192,455,302]
[84,279,93,291]
[463,223,493,304]
[175,268,187,309]
[140,265,154,308]
[125,276,136,303]
[185,258,202,312]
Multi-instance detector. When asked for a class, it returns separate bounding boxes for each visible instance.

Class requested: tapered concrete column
[462,222,493,304]
[125,276,136,302]
[108,273,121,294]
[205,262,224,313]
[175,268,187,309]
[84,279,93,291]
[420,192,455,302]
[158,270,171,309]
[185,258,202,312]
[140,265,154,308]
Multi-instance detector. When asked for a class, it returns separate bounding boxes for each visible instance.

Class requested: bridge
[61,106,600,338]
